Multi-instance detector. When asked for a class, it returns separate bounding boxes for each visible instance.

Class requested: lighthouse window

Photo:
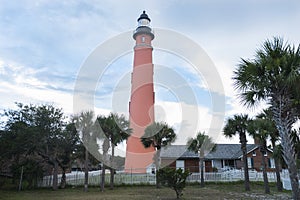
[141,36,145,43]
[139,19,149,26]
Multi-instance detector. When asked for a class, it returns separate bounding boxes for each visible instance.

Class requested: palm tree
[105,113,131,189]
[187,132,215,187]
[73,111,97,192]
[108,114,131,189]
[257,109,283,191]
[248,117,270,194]
[141,122,176,188]
[96,115,109,192]
[97,113,131,191]
[233,37,300,199]
[223,114,251,191]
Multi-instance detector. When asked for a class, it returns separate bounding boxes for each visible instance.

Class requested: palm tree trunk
[274,159,283,191]
[272,97,299,199]
[240,133,250,191]
[281,127,300,200]
[155,149,161,188]
[260,148,270,194]
[287,161,300,200]
[110,168,114,190]
[84,148,89,192]
[101,164,105,192]
[101,138,109,192]
[272,141,283,192]
[110,143,115,190]
[200,157,205,187]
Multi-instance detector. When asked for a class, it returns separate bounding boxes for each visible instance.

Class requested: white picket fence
[38,169,295,188]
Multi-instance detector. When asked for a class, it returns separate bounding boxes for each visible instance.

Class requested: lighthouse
[124,11,155,173]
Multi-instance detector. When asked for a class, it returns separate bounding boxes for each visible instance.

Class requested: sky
[1,0,300,148]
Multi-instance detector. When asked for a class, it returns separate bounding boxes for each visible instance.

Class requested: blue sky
[1,0,300,145]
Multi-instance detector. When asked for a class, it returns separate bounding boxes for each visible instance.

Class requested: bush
[157,167,191,199]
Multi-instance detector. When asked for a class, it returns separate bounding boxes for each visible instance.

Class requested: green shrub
[157,167,191,199]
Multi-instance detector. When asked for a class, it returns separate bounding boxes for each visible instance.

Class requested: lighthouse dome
[137,10,151,22]
[137,11,151,27]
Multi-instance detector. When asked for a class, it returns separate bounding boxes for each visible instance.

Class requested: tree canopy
[233,37,300,199]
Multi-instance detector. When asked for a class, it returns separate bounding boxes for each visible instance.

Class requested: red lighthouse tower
[125,11,155,173]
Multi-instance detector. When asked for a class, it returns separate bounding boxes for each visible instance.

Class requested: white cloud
[0,60,5,75]
[155,100,228,144]
[0,58,74,114]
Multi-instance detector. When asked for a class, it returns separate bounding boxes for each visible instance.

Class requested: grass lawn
[0,182,292,200]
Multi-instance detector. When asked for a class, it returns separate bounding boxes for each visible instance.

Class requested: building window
[264,151,268,157]
[247,157,253,168]
[151,167,155,174]
[268,158,275,168]
[176,160,185,171]
[141,36,145,43]
[252,151,256,156]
